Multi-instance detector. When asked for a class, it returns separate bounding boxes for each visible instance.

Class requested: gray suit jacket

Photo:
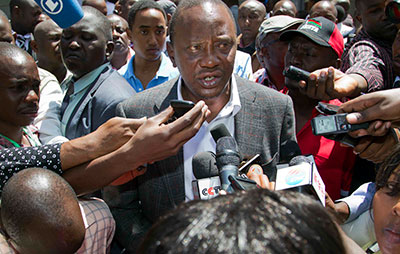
[64,66,135,139]
[108,75,297,251]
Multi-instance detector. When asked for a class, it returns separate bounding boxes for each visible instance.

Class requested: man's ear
[31,40,38,53]
[167,42,177,67]
[127,28,133,41]
[105,41,114,60]
[167,13,172,26]
[11,5,20,18]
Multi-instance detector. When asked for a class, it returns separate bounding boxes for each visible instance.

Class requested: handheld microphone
[210,123,231,142]
[35,0,84,28]
[192,151,221,200]
[216,136,241,193]
[275,155,326,205]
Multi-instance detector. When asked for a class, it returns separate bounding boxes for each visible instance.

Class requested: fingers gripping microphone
[216,136,241,193]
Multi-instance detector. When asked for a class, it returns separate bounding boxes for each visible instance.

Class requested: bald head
[239,0,266,14]
[238,0,266,45]
[32,19,63,65]
[271,0,297,17]
[83,0,108,15]
[33,19,61,43]
[309,0,338,23]
[169,0,235,45]
[0,10,14,44]
[0,41,34,71]
[1,168,85,254]
[9,0,44,35]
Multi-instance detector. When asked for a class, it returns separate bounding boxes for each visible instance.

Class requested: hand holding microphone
[246,164,275,190]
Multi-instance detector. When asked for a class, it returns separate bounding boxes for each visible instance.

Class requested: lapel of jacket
[65,66,111,134]
[234,75,257,157]
[153,78,186,207]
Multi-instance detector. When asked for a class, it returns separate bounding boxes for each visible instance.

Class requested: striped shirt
[341,29,394,93]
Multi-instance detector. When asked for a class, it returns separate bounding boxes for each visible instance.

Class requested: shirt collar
[72,63,110,95]
[177,74,241,120]
[125,52,170,79]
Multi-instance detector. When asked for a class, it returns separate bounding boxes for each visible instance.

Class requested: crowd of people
[0,0,399,253]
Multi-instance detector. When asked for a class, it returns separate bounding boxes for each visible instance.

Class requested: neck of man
[0,122,23,145]
[38,61,67,83]
[11,22,28,36]
[181,81,231,123]
[288,89,319,134]
[111,48,130,70]
[241,36,254,48]
[266,64,285,90]
[133,55,162,89]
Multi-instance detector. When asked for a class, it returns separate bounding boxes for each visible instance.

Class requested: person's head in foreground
[138,188,345,254]
[374,144,400,254]
[1,168,85,254]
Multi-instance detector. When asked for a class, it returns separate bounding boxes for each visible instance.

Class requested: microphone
[275,155,326,205]
[280,140,302,164]
[210,123,231,142]
[35,0,84,28]
[191,151,221,200]
[216,136,241,193]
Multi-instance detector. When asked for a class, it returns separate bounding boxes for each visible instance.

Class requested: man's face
[108,15,130,54]
[0,17,14,44]
[373,167,400,254]
[61,14,111,78]
[35,24,63,65]
[284,35,337,89]
[358,0,398,42]
[0,54,40,128]
[238,2,265,44]
[168,3,236,102]
[15,1,45,35]
[259,32,289,70]
[116,0,139,21]
[129,8,166,62]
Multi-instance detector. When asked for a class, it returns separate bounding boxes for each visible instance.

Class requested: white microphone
[275,155,326,206]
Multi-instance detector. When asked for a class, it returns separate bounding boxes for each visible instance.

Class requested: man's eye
[140,30,148,35]
[189,44,201,52]
[384,182,400,196]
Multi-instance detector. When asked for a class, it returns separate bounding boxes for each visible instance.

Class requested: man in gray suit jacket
[107,0,298,251]
[60,7,134,140]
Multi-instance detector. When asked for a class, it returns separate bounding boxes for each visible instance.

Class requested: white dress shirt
[177,75,242,200]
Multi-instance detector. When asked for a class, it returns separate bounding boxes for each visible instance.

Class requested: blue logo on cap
[285,167,306,186]
[41,0,63,15]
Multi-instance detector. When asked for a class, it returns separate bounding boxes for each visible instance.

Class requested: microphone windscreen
[280,140,302,163]
[216,136,241,168]
[210,123,231,142]
[192,151,218,179]
[289,155,312,166]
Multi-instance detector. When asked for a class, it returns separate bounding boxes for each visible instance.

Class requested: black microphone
[192,151,221,200]
[210,123,231,142]
[280,140,302,164]
[275,155,326,205]
[216,136,241,193]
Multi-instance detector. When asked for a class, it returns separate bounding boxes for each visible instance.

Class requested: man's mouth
[384,227,400,244]
[201,76,219,87]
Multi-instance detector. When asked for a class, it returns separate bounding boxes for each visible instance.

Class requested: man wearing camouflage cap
[253,15,303,92]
